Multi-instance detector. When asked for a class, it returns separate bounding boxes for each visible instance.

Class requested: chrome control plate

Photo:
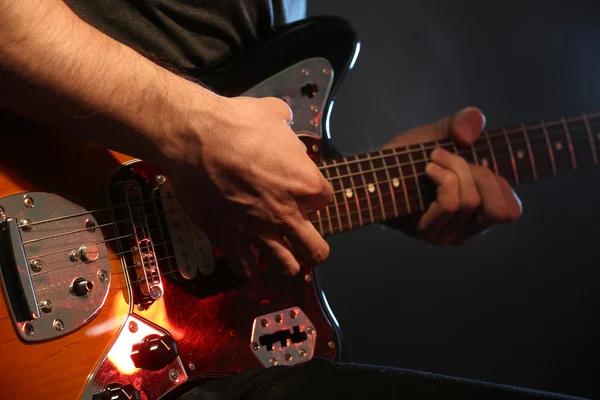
[250,307,317,367]
[0,192,110,342]
[242,58,334,138]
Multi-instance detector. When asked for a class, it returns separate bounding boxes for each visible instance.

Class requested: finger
[303,173,334,212]
[221,233,259,280]
[430,148,481,245]
[450,107,486,146]
[380,106,486,149]
[453,169,522,245]
[263,96,294,124]
[417,163,459,243]
[256,234,302,276]
[284,218,330,266]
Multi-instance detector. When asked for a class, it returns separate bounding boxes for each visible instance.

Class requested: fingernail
[425,162,441,173]
[430,147,449,161]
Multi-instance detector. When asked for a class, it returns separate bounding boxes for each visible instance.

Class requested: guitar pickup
[250,307,316,367]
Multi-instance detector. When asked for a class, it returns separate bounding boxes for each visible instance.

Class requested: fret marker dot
[345,189,353,198]
[392,178,400,188]
[555,141,563,151]
[516,150,524,160]
[481,158,489,168]
[367,183,376,193]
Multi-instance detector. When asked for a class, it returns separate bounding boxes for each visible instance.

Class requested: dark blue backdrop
[308,1,600,398]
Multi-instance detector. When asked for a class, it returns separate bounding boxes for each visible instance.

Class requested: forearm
[0,0,217,162]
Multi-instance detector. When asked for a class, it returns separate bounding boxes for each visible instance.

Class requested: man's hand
[382,107,522,245]
[161,95,333,279]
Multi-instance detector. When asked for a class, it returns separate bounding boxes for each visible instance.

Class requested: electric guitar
[0,16,598,400]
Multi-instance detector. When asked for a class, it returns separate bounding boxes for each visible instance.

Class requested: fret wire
[470,143,479,164]
[391,147,412,214]
[314,209,325,236]
[332,158,353,230]
[502,128,519,184]
[366,152,386,221]
[561,117,578,170]
[310,139,584,229]
[324,203,334,235]
[379,150,399,217]
[322,166,344,232]
[407,147,425,211]
[483,130,499,175]
[318,121,599,200]
[356,156,375,224]
[540,120,557,175]
[521,124,538,181]
[323,131,579,198]
[582,113,598,165]
[317,113,600,173]
[345,156,364,226]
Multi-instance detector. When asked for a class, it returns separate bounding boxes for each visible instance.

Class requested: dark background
[307,1,600,398]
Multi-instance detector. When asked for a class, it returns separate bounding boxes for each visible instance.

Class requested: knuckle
[439,197,459,214]
[311,242,330,264]
[462,194,482,211]
[443,172,458,187]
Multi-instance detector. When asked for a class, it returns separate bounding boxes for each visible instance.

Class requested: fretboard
[308,111,600,236]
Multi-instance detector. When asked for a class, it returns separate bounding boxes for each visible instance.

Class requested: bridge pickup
[0,218,40,322]
[124,180,164,303]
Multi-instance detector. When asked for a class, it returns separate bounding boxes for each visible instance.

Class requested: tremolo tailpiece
[124,180,163,309]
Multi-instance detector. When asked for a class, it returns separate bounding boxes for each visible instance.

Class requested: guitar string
[17,120,592,248]
[25,135,563,273]
[28,137,590,291]
[317,115,599,171]
[14,116,597,228]
[18,123,596,260]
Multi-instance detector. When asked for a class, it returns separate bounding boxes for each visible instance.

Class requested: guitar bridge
[124,180,164,307]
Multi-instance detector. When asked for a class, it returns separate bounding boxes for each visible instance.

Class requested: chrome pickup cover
[0,192,110,342]
[158,184,214,278]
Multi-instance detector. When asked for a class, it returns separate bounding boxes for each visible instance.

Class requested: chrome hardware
[85,219,96,232]
[310,105,319,113]
[79,244,100,263]
[83,314,188,400]
[304,274,312,282]
[242,58,334,137]
[311,144,319,153]
[19,218,32,232]
[23,195,34,209]
[69,250,79,262]
[0,206,5,222]
[328,341,336,349]
[53,319,64,331]
[71,278,94,297]
[124,180,164,304]
[155,175,167,187]
[23,322,34,336]
[39,299,52,313]
[188,363,195,371]
[251,307,316,368]
[169,369,180,382]
[159,184,215,278]
[0,192,111,342]
[30,259,42,272]
[150,286,162,300]
[97,269,108,283]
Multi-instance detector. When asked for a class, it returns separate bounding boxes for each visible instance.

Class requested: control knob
[93,383,140,400]
[130,334,179,371]
[71,278,94,297]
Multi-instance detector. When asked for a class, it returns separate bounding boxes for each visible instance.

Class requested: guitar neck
[309,112,600,236]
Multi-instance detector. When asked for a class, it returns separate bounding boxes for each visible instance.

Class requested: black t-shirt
[64,0,306,69]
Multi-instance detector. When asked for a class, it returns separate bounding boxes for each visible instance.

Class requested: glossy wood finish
[0,114,133,400]
[0,16,356,399]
